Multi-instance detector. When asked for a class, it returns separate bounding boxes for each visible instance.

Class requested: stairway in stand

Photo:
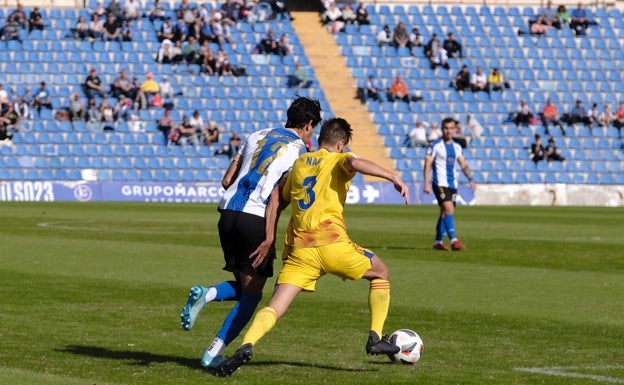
[290,12,397,181]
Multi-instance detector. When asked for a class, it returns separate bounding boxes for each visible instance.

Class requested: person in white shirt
[470,66,489,94]
[407,120,429,148]
[123,0,141,20]
[376,24,392,47]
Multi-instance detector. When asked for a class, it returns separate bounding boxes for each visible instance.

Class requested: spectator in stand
[92,0,107,17]
[0,84,11,115]
[98,97,115,130]
[269,0,293,21]
[86,97,102,130]
[362,74,382,102]
[563,99,592,128]
[538,0,561,29]
[427,122,441,143]
[173,18,190,43]
[88,14,104,41]
[453,120,469,148]
[513,99,534,127]
[587,103,601,130]
[488,68,505,93]
[113,95,132,122]
[2,18,20,41]
[570,2,598,36]
[470,66,489,95]
[321,2,343,28]
[111,70,136,99]
[392,21,411,50]
[545,137,565,161]
[103,13,122,42]
[14,96,31,122]
[442,32,462,59]
[407,120,429,148]
[7,3,26,29]
[147,0,167,22]
[287,62,313,89]
[355,2,370,26]
[598,104,613,128]
[429,45,449,70]
[182,35,200,64]
[28,7,44,33]
[200,47,218,75]
[214,132,243,157]
[159,75,175,99]
[69,93,86,121]
[424,33,440,60]
[156,39,177,63]
[613,102,624,137]
[123,0,141,21]
[540,99,566,136]
[73,16,89,40]
[255,28,279,54]
[376,24,392,47]
[157,108,176,143]
[201,120,221,145]
[387,74,410,103]
[220,0,240,22]
[158,17,176,42]
[31,82,53,113]
[529,14,553,35]
[408,27,423,54]
[136,72,160,109]
[84,68,107,99]
[341,4,356,25]
[120,19,133,41]
[453,65,471,92]
[176,115,200,146]
[106,0,124,21]
[557,5,570,26]
[530,134,545,164]
[0,115,13,142]
[216,49,235,76]
[189,109,205,139]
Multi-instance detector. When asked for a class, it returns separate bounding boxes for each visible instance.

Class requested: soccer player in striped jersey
[180,97,322,369]
[215,117,409,377]
[423,117,477,251]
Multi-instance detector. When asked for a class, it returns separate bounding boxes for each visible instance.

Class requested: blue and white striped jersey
[426,138,464,189]
[219,127,308,217]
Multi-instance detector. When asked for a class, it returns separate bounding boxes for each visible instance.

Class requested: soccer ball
[388,329,424,364]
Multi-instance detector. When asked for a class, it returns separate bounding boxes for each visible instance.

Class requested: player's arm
[423,155,433,194]
[458,156,477,190]
[344,156,410,205]
[221,153,242,189]
[250,174,289,269]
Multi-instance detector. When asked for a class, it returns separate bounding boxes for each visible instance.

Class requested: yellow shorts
[277,241,375,292]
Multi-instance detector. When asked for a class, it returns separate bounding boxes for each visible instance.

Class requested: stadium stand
[0,2,622,185]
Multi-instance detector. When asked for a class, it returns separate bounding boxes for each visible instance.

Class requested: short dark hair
[441,117,457,128]
[285,97,322,129]
[318,118,353,147]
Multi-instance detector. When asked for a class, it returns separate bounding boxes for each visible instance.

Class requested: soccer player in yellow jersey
[215,117,410,376]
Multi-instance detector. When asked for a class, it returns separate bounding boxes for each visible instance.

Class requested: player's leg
[361,254,399,355]
[440,193,465,250]
[204,212,274,368]
[215,282,305,376]
[180,211,243,332]
[433,186,450,250]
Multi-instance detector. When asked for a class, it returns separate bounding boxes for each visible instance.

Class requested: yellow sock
[369,279,391,337]
[242,307,277,346]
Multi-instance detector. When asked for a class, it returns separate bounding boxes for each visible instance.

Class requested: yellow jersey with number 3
[282,149,357,248]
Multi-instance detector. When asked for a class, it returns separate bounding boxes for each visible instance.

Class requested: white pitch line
[515,366,624,384]
[37,221,214,235]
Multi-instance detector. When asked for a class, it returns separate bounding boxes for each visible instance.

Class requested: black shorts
[218,209,275,278]
[432,185,457,207]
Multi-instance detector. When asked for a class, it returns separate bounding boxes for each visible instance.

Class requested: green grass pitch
[1,202,623,384]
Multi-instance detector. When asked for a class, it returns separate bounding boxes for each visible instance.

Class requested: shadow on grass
[58,345,377,372]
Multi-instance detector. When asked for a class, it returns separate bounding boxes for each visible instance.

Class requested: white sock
[204,287,217,303]
[207,336,225,357]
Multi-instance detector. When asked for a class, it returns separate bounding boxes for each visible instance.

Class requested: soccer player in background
[179,97,322,369]
[215,117,410,377]
[423,117,477,251]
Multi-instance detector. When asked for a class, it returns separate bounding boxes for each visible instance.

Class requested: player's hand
[469,181,477,191]
[423,183,431,194]
[391,175,410,205]
[249,239,272,269]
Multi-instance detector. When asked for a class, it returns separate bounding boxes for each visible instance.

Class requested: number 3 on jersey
[297,176,317,210]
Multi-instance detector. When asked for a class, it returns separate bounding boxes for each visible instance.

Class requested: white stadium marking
[515,366,624,383]
[37,221,214,235]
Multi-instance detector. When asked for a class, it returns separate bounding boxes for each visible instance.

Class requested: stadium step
[291,12,397,181]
